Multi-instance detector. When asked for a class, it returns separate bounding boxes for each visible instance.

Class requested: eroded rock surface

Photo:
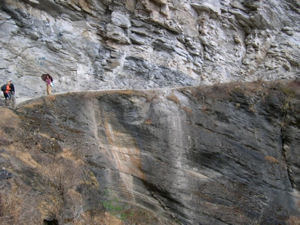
[0,80,299,225]
[0,0,299,101]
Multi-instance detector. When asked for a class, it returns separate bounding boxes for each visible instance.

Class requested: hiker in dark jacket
[1,80,15,106]
[1,80,15,100]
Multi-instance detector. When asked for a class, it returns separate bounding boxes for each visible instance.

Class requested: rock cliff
[0,0,299,101]
[0,80,299,225]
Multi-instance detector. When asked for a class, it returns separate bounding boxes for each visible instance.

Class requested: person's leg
[4,93,9,106]
[46,84,50,95]
[10,92,15,108]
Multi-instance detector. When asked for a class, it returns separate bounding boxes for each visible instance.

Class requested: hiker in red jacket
[1,80,15,105]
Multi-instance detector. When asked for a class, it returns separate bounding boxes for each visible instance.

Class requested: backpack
[1,85,6,92]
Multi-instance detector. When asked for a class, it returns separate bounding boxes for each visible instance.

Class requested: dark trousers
[3,92,11,99]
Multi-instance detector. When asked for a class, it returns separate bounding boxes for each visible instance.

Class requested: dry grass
[181,106,193,115]
[145,94,159,102]
[201,105,209,113]
[166,93,195,116]
[167,94,180,105]
[0,185,41,225]
[265,155,279,164]
[71,210,123,225]
[248,104,256,113]
[288,216,300,225]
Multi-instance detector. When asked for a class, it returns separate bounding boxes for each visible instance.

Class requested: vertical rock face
[0,81,299,224]
[0,0,299,100]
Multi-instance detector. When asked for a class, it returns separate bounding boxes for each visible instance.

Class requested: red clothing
[5,84,11,93]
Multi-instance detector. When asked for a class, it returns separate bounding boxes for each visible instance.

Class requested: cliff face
[1,1,300,224]
[0,80,299,225]
[0,0,299,101]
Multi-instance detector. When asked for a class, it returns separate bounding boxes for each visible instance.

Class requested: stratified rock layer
[0,80,299,225]
[0,0,299,101]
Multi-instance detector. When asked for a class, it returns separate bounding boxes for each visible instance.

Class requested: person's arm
[11,84,15,93]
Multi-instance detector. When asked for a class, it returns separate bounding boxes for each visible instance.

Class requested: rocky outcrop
[0,0,299,101]
[0,80,299,225]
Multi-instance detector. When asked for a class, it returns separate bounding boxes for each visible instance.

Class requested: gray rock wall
[0,0,299,101]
